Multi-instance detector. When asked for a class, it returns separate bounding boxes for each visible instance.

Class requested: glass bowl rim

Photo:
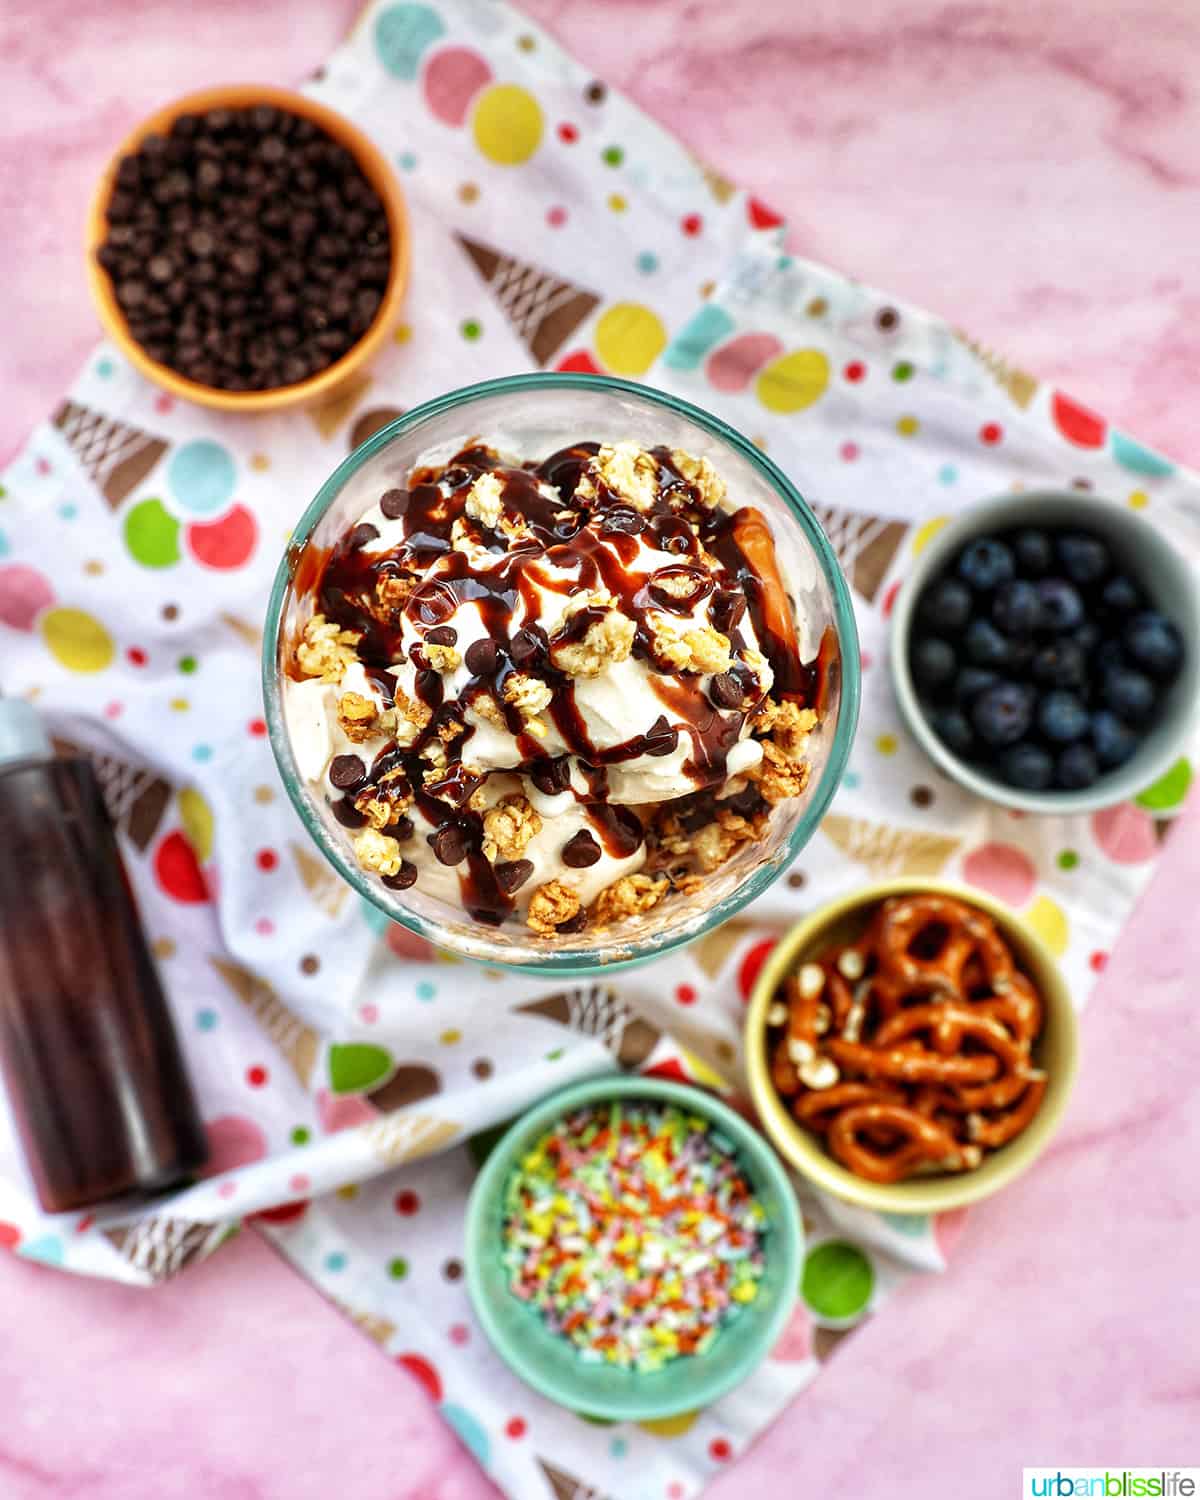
[261,371,862,974]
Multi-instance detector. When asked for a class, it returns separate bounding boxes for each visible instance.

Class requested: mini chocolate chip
[562,830,601,868]
[348,522,379,549]
[464,638,499,676]
[430,825,469,866]
[710,673,744,710]
[393,815,415,841]
[721,784,765,818]
[494,858,535,895]
[643,715,679,757]
[382,860,418,890]
[530,756,571,795]
[425,625,457,647]
[710,590,747,635]
[510,629,543,666]
[330,796,366,829]
[556,910,588,935]
[329,753,366,790]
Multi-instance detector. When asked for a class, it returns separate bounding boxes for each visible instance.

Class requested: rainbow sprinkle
[501,1100,767,1371]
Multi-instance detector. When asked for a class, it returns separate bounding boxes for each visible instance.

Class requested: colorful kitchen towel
[1,1,1198,1496]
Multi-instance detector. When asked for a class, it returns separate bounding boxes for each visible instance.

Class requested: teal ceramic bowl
[464,1075,803,1421]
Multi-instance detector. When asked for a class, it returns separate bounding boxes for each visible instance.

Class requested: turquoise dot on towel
[441,1405,490,1467]
[375,3,445,79]
[196,1008,218,1032]
[96,357,114,378]
[636,250,658,274]
[169,439,236,516]
[843,769,861,790]
[416,981,436,1003]
[938,464,958,485]
[0,530,9,558]
[324,1251,347,1272]
[398,150,418,171]
[609,1438,628,1459]
[58,503,78,521]
[191,743,213,763]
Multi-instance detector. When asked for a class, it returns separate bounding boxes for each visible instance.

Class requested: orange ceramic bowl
[84,83,410,414]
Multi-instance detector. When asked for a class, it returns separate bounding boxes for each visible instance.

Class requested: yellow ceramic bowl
[84,83,410,414]
[745,878,1079,1213]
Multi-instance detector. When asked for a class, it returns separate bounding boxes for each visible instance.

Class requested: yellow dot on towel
[393,323,412,345]
[594,303,668,375]
[42,607,114,674]
[439,1028,462,1045]
[336,1184,359,1201]
[472,83,543,165]
[152,938,176,961]
[911,516,949,555]
[755,348,830,413]
[1128,489,1149,509]
[250,453,270,472]
[170,697,189,712]
[896,415,920,437]
[1025,894,1069,957]
[875,733,899,755]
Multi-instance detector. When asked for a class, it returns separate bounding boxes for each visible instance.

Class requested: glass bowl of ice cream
[263,374,860,972]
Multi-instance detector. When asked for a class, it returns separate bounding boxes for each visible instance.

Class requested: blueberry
[999,742,1054,791]
[972,682,1033,746]
[1037,690,1089,743]
[911,636,957,692]
[918,577,973,632]
[1099,574,1142,618]
[1072,620,1101,654]
[1056,742,1100,790]
[1124,611,1184,681]
[1013,529,1054,578]
[957,538,1016,593]
[965,618,1012,667]
[1102,666,1156,724]
[992,579,1041,636]
[1091,710,1139,769]
[929,706,974,757]
[1031,639,1087,689]
[1056,532,1110,586]
[1035,578,1085,633]
[1092,638,1127,679]
[954,666,1000,704]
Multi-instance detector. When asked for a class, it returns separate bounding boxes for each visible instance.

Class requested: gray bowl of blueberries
[889,491,1200,813]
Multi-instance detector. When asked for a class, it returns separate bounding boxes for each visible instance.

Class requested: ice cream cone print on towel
[516,985,659,1067]
[52,400,168,508]
[103,1217,228,1282]
[954,331,1038,409]
[821,815,961,878]
[808,502,908,603]
[456,235,599,366]
[537,1459,614,1500]
[52,739,172,853]
[290,842,350,919]
[362,1112,459,1166]
[208,958,320,1087]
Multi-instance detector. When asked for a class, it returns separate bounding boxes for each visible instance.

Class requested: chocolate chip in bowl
[85,85,409,413]
[745,879,1079,1213]
[890,491,1200,813]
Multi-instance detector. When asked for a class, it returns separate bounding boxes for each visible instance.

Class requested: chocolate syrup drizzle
[301,442,821,927]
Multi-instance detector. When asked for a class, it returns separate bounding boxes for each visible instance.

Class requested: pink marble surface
[1,1,1198,1496]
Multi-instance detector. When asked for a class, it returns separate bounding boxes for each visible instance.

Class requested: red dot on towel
[246,1065,268,1088]
[709,1438,733,1462]
[681,213,703,237]
[127,647,148,666]
[394,1189,420,1216]
[980,421,1003,444]
[674,984,697,1005]
[248,718,266,737]
[506,1417,526,1439]
[557,122,578,143]
[256,848,278,872]
[844,361,866,382]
